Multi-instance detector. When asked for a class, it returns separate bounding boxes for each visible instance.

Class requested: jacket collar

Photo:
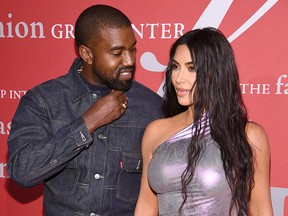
[67,58,91,102]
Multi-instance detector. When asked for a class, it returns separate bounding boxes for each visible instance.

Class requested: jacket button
[92,93,97,99]
[94,174,101,179]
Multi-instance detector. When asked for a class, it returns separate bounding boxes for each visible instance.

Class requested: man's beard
[92,66,135,91]
[107,76,133,91]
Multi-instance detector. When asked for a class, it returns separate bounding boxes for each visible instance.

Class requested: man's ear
[79,45,93,65]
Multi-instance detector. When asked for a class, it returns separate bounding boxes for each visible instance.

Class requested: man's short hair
[75,4,132,47]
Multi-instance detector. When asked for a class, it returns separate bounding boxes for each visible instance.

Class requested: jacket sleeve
[7,89,93,187]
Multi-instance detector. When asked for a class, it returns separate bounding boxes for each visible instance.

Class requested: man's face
[89,27,137,91]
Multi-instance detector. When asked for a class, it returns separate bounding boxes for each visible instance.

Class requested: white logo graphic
[140,0,279,96]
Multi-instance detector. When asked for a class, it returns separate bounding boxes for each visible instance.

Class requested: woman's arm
[247,122,274,216]
[135,121,160,216]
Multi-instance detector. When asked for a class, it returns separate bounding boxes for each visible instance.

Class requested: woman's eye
[171,64,178,70]
[189,66,196,72]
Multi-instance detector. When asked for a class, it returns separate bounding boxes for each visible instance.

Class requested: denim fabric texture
[7,58,164,216]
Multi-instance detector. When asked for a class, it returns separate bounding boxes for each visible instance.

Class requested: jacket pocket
[46,159,79,195]
[116,152,142,202]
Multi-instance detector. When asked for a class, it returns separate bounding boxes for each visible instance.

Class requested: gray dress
[148,123,237,215]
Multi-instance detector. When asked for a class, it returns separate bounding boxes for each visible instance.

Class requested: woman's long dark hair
[163,27,254,215]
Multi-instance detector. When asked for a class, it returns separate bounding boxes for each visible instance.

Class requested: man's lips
[119,69,134,79]
[120,71,132,75]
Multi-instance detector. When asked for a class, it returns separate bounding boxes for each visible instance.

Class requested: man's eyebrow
[109,41,137,51]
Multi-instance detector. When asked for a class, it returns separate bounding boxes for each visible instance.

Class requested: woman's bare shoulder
[144,117,174,142]
[246,121,270,152]
[143,114,186,152]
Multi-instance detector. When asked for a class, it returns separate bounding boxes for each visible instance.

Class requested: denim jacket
[7,58,163,216]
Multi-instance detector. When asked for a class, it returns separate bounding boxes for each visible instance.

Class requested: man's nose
[122,51,136,66]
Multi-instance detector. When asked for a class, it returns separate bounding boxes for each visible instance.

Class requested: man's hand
[83,90,128,133]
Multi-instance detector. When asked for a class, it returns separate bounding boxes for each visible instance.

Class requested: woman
[135,28,273,215]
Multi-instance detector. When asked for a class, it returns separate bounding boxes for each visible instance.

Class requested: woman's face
[171,44,197,106]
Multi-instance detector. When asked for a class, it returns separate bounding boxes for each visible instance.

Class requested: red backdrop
[1,1,287,215]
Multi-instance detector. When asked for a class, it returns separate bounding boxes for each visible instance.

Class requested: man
[7,5,163,216]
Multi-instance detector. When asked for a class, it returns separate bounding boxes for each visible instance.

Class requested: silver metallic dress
[148,123,237,215]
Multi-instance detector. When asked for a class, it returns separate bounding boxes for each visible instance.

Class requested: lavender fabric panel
[148,125,237,215]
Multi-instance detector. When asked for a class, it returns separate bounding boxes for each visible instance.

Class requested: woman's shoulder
[246,121,270,152]
[141,118,172,154]
[145,112,188,134]
[143,112,191,151]
[144,117,173,138]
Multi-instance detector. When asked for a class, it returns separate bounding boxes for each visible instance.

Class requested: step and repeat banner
[0,0,287,215]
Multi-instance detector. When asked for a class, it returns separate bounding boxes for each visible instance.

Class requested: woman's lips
[175,88,190,96]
